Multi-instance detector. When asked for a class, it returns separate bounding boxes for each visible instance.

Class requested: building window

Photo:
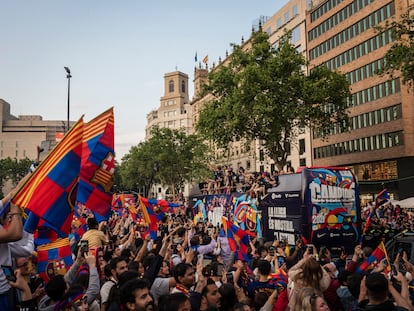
[284,12,289,23]
[292,5,298,16]
[169,80,174,93]
[309,0,381,43]
[276,18,282,29]
[266,27,271,36]
[299,139,305,155]
[181,80,185,93]
[314,131,403,158]
[259,150,264,161]
[291,26,301,44]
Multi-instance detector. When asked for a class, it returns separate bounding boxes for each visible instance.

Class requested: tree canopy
[379,13,414,86]
[196,30,351,170]
[0,157,32,198]
[119,127,211,198]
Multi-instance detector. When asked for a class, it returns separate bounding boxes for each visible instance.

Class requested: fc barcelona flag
[37,238,73,283]
[124,193,138,221]
[356,241,390,274]
[222,217,252,262]
[77,108,114,219]
[12,118,84,235]
[138,196,159,240]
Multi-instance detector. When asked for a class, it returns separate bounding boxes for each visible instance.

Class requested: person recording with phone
[287,246,331,310]
[279,237,305,268]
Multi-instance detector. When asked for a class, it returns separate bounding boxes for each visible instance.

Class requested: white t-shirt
[0,225,11,294]
[100,278,116,304]
[150,277,170,301]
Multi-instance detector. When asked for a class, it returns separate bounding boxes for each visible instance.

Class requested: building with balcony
[191,0,312,174]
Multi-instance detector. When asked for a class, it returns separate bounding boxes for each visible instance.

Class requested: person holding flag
[0,202,24,309]
[0,180,35,310]
[360,189,390,246]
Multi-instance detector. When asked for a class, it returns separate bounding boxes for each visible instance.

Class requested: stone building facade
[0,99,66,161]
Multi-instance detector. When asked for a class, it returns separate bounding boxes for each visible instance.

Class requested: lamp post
[64,66,72,132]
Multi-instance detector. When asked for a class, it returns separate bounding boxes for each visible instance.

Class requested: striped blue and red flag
[356,241,390,274]
[37,238,73,283]
[124,194,137,221]
[138,196,159,240]
[375,189,390,207]
[12,118,84,235]
[112,193,124,209]
[269,269,288,290]
[222,217,253,262]
[71,210,88,242]
[138,196,178,239]
[77,108,114,219]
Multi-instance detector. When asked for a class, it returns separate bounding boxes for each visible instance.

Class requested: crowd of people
[0,193,414,311]
[199,165,295,198]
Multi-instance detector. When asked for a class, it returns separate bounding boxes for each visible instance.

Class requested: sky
[0,0,289,160]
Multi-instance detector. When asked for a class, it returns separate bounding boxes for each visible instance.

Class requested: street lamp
[64,66,72,132]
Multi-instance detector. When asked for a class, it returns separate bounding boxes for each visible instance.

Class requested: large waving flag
[360,206,374,245]
[12,118,84,235]
[138,196,159,240]
[375,189,389,207]
[138,196,178,239]
[37,238,73,283]
[269,269,288,291]
[356,241,390,274]
[71,215,87,242]
[77,108,114,219]
[124,193,138,221]
[112,193,124,209]
[222,217,253,261]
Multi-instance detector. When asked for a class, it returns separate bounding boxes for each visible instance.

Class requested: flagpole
[64,67,72,133]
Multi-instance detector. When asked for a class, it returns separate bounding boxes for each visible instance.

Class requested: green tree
[0,157,32,198]
[378,13,414,85]
[112,160,123,193]
[197,30,350,170]
[120,127,211,198]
